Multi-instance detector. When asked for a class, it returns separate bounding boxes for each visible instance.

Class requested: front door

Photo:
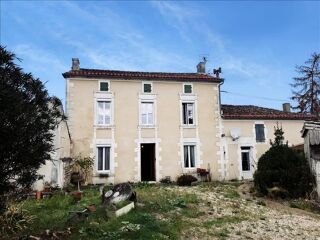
[141,143,156,181]
[241,146,253,179]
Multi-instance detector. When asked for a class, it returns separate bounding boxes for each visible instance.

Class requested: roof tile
[62,68,222,83]
[221,104,318,120]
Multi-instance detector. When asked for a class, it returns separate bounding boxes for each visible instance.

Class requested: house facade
[62,59,224,184]
[221,104,316,180]
[61,58,316,184]
[33,105,71,190]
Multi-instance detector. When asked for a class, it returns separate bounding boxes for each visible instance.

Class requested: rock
[103,182,136,204]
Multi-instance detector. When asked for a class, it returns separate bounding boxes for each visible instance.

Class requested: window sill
[181,125,197,129]
[139,125,156,129]
[95,125,115,129]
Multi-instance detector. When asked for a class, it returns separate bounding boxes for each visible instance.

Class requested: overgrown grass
[6,181,253,239]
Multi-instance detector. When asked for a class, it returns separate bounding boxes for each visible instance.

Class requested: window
[97,101,111,125]
[100,81,109,91]
[183,84,192,94]
[255,124,265,142]
[141,102,154,125]
[182,103,194,125]
[143,83,152,93]
[97,146,110,171]
[241,147,251,171]
[184,145,196,168]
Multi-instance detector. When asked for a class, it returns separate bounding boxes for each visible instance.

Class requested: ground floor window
[241,146,251,171]
[97,146,110,171]
[184,145,196,168]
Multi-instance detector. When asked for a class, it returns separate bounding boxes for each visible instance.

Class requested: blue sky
[1,1,320,110]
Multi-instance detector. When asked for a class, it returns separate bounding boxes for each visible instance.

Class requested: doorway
[241,146,253,179]
[141,143,156,181]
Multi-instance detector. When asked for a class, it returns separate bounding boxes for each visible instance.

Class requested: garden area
[2,181,320,240]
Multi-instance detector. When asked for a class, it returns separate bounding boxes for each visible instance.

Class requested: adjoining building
[302,122,320,196]
[221,104,316,180]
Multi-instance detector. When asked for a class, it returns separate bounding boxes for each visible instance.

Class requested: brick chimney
[282,103,291,113]
[72,58,80,70]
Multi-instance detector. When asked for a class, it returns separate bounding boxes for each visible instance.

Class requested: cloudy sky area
[1,1,320,110]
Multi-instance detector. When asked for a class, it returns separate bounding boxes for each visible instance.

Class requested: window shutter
[255,124,265,142]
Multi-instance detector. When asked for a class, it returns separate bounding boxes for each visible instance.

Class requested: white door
[241,147,253,179]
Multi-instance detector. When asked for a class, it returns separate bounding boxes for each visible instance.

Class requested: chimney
[282,103,291,113]
[196,57,207,73]
[72,58,80,70]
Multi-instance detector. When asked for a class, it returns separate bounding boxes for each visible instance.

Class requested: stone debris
[169,185,320,240]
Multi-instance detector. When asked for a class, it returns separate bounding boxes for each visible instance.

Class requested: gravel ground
[170,183,320,240]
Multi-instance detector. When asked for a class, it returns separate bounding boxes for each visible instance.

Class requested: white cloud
[14,44,65,73]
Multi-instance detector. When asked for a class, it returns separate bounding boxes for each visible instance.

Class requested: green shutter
[100,82,109,91]
[184,84,192,93]
[144,83,152,93]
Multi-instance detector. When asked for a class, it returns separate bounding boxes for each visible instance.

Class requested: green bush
[176,174,197,186]
[254,126,315,198]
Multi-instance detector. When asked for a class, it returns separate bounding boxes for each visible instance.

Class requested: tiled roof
[221,104,318,120]
[62,68,222,83]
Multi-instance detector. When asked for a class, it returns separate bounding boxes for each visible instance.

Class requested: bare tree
[291,53,320,115]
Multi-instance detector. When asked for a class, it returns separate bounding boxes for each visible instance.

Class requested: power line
[221,90,290,102]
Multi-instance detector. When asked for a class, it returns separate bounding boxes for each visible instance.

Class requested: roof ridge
[77,68,205,75]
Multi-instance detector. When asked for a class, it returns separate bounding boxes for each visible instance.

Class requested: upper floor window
[143,82,152,93]
[182,102,194,125]
[97,101,111,125]
[184,145,196,168]
[97,146,110,172]
[183,84,193,94]
[141,102,154,125]
[255,124,265,142]
[99,81,109,91]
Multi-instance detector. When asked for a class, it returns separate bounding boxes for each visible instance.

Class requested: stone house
[57,58,317,185]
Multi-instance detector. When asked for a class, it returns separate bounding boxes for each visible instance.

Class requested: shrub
[176,174,197,186]
[0,203,34,235]
[254,125,315,198]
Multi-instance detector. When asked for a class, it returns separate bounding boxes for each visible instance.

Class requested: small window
[100,82,109,91]
[97,101,111,125]
[143,83,152,93]
[255,124,265,142]
[141,102,154,125]
[182,103,194,125]
[97,146,110,171]
[184,84,192,94]
[241,147,251,171]
[184,145,196,168]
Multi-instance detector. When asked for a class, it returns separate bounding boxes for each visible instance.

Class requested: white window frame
[182,102,195,126]
[139,93,157,128]
[96,145,112,173]
[140,101,154,126]
[142,82,153,93]
[96,100,112,126]
[183,83,193,94]
[98,80,110,92]
[183,144,197,169]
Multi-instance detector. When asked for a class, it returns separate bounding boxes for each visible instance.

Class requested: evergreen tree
[0,46,61,212]
[270,124,287,147]
[291,53,320,115]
